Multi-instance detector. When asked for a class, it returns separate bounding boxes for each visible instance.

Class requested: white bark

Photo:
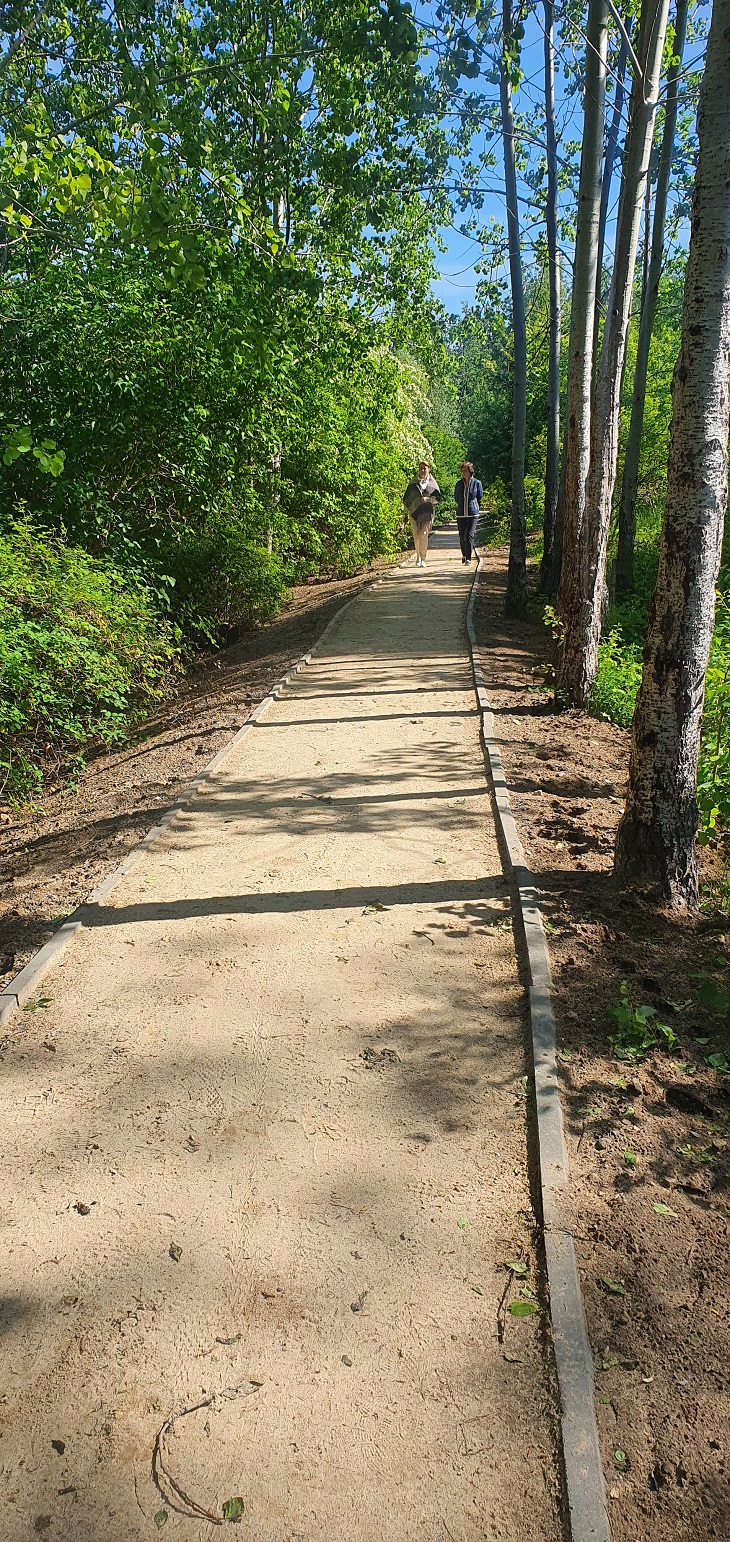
[616,0,688,593]
[592,30,631,376]
[539,0,562,595]
[559,0,671,706]
[555,0,609,689]
[615,0,730,907]
[500,0,528,618]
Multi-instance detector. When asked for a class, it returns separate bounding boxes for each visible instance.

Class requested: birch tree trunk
[616,0,688,594]
[558,0,671,706]
[614,0,730,908]
[500,0,528,618]
[539,0,562,595]
[592,31,631,376]
[555,0,609,672]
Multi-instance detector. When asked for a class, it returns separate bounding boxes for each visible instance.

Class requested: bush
[480,479,511,545]
[697,591,730,843]
[168,516,285,644]
[588,628,643,728]
[0,520,179,801]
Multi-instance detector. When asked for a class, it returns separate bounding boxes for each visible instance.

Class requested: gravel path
[0,529,561,1541]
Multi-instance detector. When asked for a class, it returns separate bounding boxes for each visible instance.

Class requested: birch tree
[538,0,562,595]
[500,0,528,618]
[558,0,671,706]
[592,28,631,375]
[614,0,730,908]
[555,0,609,664]
[616,0,689,593]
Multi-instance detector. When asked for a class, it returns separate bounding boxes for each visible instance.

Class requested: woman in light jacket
[403,460,442,568]
[454,460,483,564]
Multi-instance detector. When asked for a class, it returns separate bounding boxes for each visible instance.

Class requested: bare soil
[0,532,562,1541]
[0,561,399,990]
[476,546,730,1542]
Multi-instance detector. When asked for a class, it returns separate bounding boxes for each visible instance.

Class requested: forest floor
[477,546,729,1542]
[0,530,562,1541]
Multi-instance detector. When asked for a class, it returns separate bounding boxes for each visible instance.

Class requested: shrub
[588,628,643,728]
[480,479,511,545]
[0,520,179,801]
[167,516,285,644]
[697,591,730,842]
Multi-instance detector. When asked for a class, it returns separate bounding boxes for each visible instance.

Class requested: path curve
[0,529,562,1541]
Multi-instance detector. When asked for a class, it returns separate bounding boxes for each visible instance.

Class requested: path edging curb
[466,557,610,1542]
[0,560,411,1030]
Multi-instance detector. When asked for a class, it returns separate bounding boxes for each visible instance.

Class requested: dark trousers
[457,514,478,559]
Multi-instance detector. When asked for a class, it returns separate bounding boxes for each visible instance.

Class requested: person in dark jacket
[403,460,441,568]
[454,461,483,563]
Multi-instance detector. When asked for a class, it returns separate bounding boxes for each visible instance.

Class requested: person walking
[403,460,441,568]
[455,460,482,564]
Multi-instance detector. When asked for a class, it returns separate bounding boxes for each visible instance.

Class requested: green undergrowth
[0,520,179,802]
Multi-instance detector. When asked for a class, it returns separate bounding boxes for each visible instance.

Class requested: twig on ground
[151,1382,262,1524]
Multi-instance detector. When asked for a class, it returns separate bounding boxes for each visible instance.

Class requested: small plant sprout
[609,981,678,1063]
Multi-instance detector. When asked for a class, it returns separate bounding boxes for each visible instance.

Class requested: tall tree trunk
[616,0,689,594]
[640,165,652,312]
[592,30,631,375]
[500,0,528,618]
[539,0,562,595]
[614,0,730,909]
[555,0,610,678]
[558,0,671,706]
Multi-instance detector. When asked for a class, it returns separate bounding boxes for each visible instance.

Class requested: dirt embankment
[477,547,729,1542]
[0,563,398,990]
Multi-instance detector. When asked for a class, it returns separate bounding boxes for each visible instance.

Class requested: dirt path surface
[0,561,400,986]
[0,530,561,1542]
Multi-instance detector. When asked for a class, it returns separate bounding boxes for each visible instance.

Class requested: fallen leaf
[504,1259,529,1277]
[653,1202,678,1218]
[169,1242,183,1263]
[222,1496,245,1522]
[508,1300,537,1317]
[599,1277,625,1295]
[457,1215,469,1229]
[154,1511,168,1530]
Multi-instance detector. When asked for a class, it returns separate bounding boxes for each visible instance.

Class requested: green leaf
[624,1149,638,1166]
[599,1277,625,1295]
[508,1300,537,1317]
[457,1215,469,1229]
[154,1511,168,1530]
[222,1496,245,1522]
[653,1202,678,1217]
[504,1258,529,1276]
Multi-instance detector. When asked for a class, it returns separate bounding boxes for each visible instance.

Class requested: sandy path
[0,530,561,1541]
